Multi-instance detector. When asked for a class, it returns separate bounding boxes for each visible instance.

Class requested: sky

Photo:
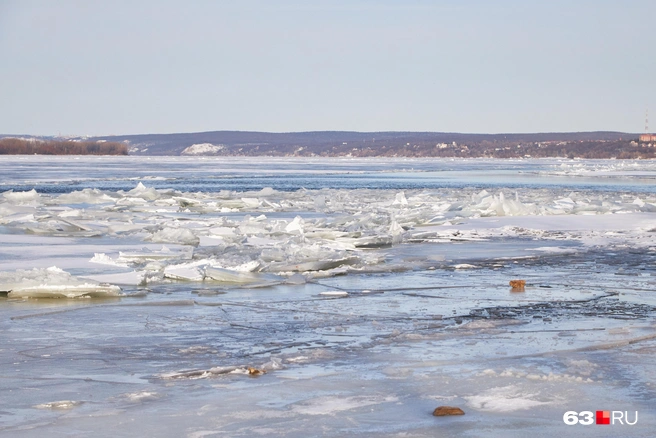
[1,0,655,136]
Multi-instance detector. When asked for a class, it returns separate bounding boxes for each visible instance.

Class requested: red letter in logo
[596,411,610,425]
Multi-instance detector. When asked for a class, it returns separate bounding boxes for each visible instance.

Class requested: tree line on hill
[92,130,632,156]
[332,139,655,159]
[0,138,128,155]
[173,138,655,159]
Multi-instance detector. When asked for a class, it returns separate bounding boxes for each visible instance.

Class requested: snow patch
[181,143,225,155]
[292,395,398,415]
[466,385,554,412]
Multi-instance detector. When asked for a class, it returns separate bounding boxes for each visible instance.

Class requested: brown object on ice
[433,406,465,416]
[247,367,266,376]
[509,279,526,291]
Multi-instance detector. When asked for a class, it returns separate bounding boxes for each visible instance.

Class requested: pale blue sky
[1,0,654,136]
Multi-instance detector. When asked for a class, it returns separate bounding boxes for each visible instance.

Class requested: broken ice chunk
[34,400,83,410]
[231,260,261,272]
[1,266,121,298]
[8,284,121,299]
[120,391,160,403]
[0,203,36,224]
[107,222,150,234]
[393,191,408,206]
[453,264,477,269]
[258,187,275,196]
[208,226,237,237]
[267,256,358,273]
[319,291,349,297]
[240,197,260,208]
[146,227,200,246]
[80,271,145,286]
[163,261,206,281]
[3,189,40,204]
[337,235,393,248]
[389,220,404,244]
[124,182,161,200]
[56,188,115,204]
[239,215,270,235]
[285,216,305,234]
[314,194,326,210]
[89,253,130,267]
[23,218,103,237]
[118,246,193,262]
[204,267,283,286]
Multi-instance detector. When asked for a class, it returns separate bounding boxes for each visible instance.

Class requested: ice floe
[0,266,121,298]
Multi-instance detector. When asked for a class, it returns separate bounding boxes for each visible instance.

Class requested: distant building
[639,134,656,142]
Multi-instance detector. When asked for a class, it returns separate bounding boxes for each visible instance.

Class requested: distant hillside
[86,130,641,158]
[2,131,650,158]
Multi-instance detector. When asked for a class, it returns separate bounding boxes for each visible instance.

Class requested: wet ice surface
[1,157,656,437]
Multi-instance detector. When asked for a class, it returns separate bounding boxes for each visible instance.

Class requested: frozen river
[1,156,655,437]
